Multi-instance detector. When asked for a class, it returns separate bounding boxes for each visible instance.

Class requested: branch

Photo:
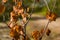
[39,20,51,40]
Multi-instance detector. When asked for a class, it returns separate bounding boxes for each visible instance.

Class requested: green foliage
[54,0,60,16]
[48,0,60,16]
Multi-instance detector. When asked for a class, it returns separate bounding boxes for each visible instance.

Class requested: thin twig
[43,0,50,11]
[39,20,50,40]
[23,8,33,40]
[23,0,35,39]
[52,0,56,12]
[39,0,52,39]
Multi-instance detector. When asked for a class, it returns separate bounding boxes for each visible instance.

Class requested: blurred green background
[0,0,60,22]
